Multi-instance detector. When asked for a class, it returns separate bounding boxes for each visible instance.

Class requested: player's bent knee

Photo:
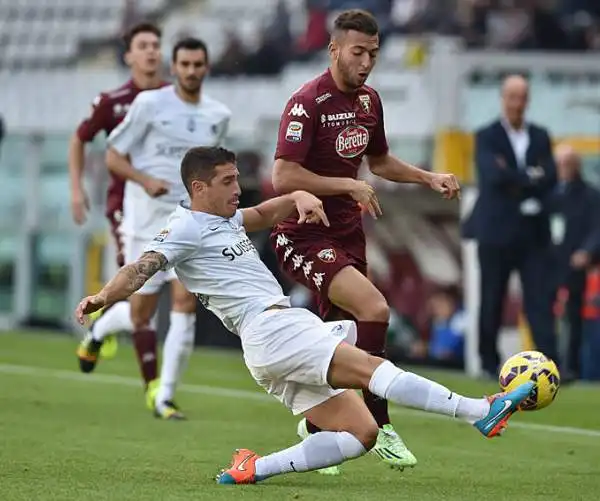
[172,298,196,314]
[342,294,389,323]
[338,429,376,458]
[328,343,384,389]
[171,282,196,313]
[369,299,390,323]
[361,423,380,451]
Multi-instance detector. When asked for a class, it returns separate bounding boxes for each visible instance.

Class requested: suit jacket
[548,177,600,289]
[466,120,557,247]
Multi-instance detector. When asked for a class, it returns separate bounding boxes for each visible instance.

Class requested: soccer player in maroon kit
[71,22,169,395]
[271,10,460,473]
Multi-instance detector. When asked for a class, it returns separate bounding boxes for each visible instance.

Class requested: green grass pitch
[0,331,598,500]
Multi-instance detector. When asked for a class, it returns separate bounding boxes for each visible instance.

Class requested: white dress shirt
[501,118,541,215]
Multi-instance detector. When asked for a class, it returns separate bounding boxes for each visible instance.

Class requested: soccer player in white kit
[101,38,231,419]
[76,147,536,484]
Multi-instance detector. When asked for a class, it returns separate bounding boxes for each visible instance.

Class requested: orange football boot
[216,449,261,484]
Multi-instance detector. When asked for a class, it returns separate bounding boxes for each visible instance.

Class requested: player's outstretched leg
[325,266,417,470]
[152,282,196,420]
[76,302,131,373]
[217,391,377,484]
[329,342,535,439]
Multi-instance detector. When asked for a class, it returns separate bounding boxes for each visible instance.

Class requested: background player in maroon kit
[271,10,460,473]
[70,22,168,394]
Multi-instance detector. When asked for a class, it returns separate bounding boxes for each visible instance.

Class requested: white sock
[254,431,366,481]
[91,302,133,341]
[156,312,195,404]
[368,361,490,423]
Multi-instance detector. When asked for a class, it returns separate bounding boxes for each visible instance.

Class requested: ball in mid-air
[498,350,560,411]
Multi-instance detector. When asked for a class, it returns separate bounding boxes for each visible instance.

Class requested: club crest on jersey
[187,117,196,132]
[285,121,303,142]
[358,95,371,113]
[317,248,337,263]
[153,228,170,242]
[335,125,369,158]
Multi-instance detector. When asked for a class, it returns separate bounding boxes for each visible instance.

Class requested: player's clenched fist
[142,177,170,198]
[293,191,330,227]
[349,180,382,219]
[429,173,461,200]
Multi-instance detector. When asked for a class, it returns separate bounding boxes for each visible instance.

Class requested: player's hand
[294,191,330,227]
[71,186,90,225]
[349,180,382,219]
[75,295,106,325]
[429,173,461,200]
[143,177,170,198]
[571,250,590,269]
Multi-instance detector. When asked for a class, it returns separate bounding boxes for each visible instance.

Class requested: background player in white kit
[76,146,535,484]
[99,38,231,419]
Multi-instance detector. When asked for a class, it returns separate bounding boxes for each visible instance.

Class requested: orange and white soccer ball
[498,350,560,411]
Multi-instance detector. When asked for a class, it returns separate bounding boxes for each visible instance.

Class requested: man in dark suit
[471,75,558,376]
[549,144,600,379]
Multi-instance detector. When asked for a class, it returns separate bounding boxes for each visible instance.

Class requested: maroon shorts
[270,229,367,320]
[107,210,125,268]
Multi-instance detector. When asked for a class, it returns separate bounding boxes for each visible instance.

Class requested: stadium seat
[0,0,167,69]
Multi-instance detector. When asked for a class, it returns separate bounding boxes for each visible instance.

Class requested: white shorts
[123,236,177,295]
[241,308,357,415]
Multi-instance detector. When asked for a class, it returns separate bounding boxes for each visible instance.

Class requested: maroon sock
[132,328,158,388]
[357,321,391,427]
[306,420,322,434]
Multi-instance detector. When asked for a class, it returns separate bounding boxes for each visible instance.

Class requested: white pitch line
[1,363,599,438]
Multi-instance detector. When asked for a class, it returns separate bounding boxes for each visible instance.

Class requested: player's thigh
[169,278,196,313]
[242,309,355,410]
[129,293,160,328]
[303,390,379,448]
[271,234,363,312]
[327,266,389,322]
[327,341,385,390]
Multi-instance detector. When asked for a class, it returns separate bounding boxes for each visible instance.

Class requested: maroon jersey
[76,79,169,218]
[271,70,389,317]
[274,69,388,243]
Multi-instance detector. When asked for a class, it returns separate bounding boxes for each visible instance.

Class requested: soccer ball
[498,350,560,411]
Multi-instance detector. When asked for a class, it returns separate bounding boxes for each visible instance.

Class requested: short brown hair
[181,147,237,194]
[123,22,162,51]
[333,9,379,37]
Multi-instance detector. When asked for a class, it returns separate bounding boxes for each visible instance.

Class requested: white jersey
[144,204,291,335]
[107,85,231,238]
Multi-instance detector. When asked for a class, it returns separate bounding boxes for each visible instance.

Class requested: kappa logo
[288,103,310,118]
[317,248,336,263]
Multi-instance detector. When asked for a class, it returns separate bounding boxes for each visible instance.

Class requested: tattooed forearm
[97,252,167,306]
[123,252,167,290]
